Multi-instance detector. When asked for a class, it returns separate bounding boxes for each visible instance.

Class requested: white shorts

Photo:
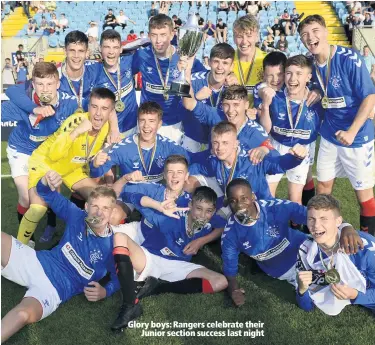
[6,146,30,178]
[112,221,145,245]
[1,237,61,320]
[266,139,316,185]
[158,122,184,145]
[278,264,297,287]
[317,137,375,190]
[135,247,203,282]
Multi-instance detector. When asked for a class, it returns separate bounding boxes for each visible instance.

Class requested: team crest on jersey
[125,69,132,79]
[278,113,286,120]
[147,67,153,74]
[156,156,165,168]
[266,225,279,238]
[89,248,103,264]
[330,75,342,89]
[171,68,180,79]
[305,110,315,122]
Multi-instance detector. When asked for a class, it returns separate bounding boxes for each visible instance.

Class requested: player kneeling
[1,171,120,342]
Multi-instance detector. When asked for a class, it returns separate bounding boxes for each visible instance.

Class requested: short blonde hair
[233,15,259,35]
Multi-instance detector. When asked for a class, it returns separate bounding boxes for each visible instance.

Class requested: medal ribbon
[237,49,257,87]
[153,47,172,93]
[207,72,224,108]
[85,133,99,161]
[63,62,84,109]
[314,45,333,99]
[318,239,339,271]
[221,150,239,196]
[285,88,308,130]
[103,58,122,101]
[136,134,157,178]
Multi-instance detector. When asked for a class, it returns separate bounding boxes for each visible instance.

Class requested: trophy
[168,13,204,98]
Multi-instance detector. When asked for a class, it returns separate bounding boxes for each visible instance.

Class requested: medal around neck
[39,94,52,103]
[115,100,125,113]
[76,107,84,113]
[321,96,329,109]
[168,14,203,98]
[325,268,341,284]
[85,216,101,225]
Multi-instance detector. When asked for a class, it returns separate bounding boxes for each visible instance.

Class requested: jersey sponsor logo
[61,242,94,280]
[250,238,290,261]
[245,85,255,94]
[144,173,163,182]
[29,134,48,142]
[160,247,178,257]
[145,82,170,94]
[71,156,87,164]
[273,126,311,140]
[1,121,17,127]
[326,97,346,109]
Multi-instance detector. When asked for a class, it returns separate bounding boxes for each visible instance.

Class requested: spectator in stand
[196,13,205,28]
[39,15,49,30]
[290,8,303,35]
[117,10,136,30]
[203,20,216,41]
[236,1,248,12]
[353,1,362,14]
[362,45,375,83]
[2,58,16,87]
[172,14,182,28]
[127,29,137,41]
[218,1,229,13]
[258,1,271,11]
[203,54,210,70]
[268,18,284,37]
[88,35,100,58]
[86,21,99,40]
[27,18,38,35]
[216,18,228,43]
[159,1,169,15]
[275,33,289,55]
[139,31,146,39]
[21,1,31,19]
[346,9,361,42]
[247,1,259,16]
[103,9,118,30]
[58,13,69,31]
[362,12,373,26]
[171,27,178,46]
[16,60,28,84]
[261,33,275,52]
[148,2,159,19]
[15,45,25,62]
[280,9,291,36]
[229,1,238,11]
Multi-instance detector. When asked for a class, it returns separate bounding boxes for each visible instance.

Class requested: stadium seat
[48,35,59,48]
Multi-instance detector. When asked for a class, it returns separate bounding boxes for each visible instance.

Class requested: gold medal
[76,107,84,113]
[163,92,169,101]
[321,96,329,109]
[324,268,341,284]
[39,94,52,103]
[115,100,125,113]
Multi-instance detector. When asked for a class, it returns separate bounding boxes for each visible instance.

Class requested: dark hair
[263,51,287,69]
[5,58,10,61]
[100,29,121,45]
[285,54,312,71]
[18,44,23,48]
[210,43,235,60]
[222,85,248,101]
[89,87,116,105]
[108,8,113,11]
[307,194,341,216]
[211,121,237,136]
[149,14,174,31]
[192,186,217,207]
[65,30,89,48]
[130,29,134,34]
[140,31,144,34]
[138,101,163,120]
[226,178,252,198]
[298,14,326,34]
[32,62,59,80]
[164,154,189,170]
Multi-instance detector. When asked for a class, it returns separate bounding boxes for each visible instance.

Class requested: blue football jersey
[221,199,307,277]
[93,55,137,133]
[89,134,191,182]
[269,89,322,146]
[313,45,375,147]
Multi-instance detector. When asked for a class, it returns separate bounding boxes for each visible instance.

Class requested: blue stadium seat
[48,35,59,48]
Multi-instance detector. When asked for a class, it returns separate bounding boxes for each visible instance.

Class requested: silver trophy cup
[168,14,204,98]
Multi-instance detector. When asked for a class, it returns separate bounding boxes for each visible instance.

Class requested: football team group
[1,12,375,343]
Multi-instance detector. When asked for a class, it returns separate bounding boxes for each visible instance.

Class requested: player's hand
[225,72,239,86]
[84,281,107,302]
[33,105,55,117]
[248,146,269,164]
[246,108,258,120]
[161,205,190,219]
[177,56,189,71]
[297,271,312,295]
[306,89,321,107]
[260,86,276,106]
[340,226,364,254]
[161,198,177,209]
[183,238,204,255]
[125,170,145,183]
[289,143,307,159]
[335,130,356,146]
[230,288,245,307]
[108,130,121,144]
[330,283,358,300]
[195,86,212,101]
[76,118,93,135]
[42,170,62,191]
[93,151,110,168]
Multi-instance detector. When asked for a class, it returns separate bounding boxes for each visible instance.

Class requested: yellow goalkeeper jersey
[31,112,109,177]
[232,47,267,107]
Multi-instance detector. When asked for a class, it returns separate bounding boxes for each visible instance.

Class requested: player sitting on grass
[296,194,375,315]
[17,87,115,246]
[222,178,362,307]
[110,186,228,331]
[1,171,120,343]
